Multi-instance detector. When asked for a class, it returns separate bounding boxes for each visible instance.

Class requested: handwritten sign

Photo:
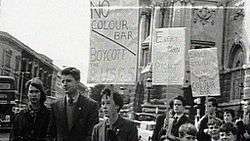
[152,28,186,85]
[189,48,221,97]
[88,0,139,84]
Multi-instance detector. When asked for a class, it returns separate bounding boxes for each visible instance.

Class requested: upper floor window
[142,49,149,66]
[4,49,12,69]
[229,44,244,101]
[15,56,21,72]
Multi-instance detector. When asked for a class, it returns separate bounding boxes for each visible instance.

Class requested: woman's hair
[223,109,235,119]
[25,77,46,105]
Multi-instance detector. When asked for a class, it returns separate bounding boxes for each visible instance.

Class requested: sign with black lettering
[189,48,221,97]
[88,0,139,84]
[152,28,186,85]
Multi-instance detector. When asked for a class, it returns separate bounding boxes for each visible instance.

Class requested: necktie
[173,116,178,125]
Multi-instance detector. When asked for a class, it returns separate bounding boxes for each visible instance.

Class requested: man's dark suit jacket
[152,114,191,141]
[92,116,138,141]
[50,95,99,141]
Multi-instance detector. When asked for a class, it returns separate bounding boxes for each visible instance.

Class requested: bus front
[0,76,16,130]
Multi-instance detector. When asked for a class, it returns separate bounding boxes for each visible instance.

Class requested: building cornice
[0,31,55,69]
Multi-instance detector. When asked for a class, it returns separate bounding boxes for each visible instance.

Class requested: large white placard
[88,0,139,84]
[152,28,186,85]
[189,48,221,97]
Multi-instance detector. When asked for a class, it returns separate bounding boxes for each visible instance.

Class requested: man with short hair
[159,96,191,141]
[91,86,138,141]
[178,123,197,141]
[152,101,173,141]
[207,117,222,141]
[50,67,99,141]
[197,97,221,141]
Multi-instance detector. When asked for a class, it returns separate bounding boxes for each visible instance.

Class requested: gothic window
[146,14,151,37]
[229,44,244,101]
[142,49,149,66]
[160,8,171,28]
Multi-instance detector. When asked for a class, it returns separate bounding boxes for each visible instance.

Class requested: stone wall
[0,34,22,89]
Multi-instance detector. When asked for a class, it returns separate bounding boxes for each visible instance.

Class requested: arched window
[229,44,244,69]
[229,43,245,100]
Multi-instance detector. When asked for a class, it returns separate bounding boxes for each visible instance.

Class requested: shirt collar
[28,104,47,114]
[174,113,184,119]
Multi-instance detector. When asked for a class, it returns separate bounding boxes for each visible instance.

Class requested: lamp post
[146,77,152,103]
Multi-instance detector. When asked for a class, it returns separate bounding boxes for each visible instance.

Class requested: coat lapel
[175,115,186,127]
[101,122,106,141]
[71,95,86,131]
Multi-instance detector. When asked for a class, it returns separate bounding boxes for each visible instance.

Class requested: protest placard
[88,0,139,84]
[152,27,186,85]
[189,48,221,97]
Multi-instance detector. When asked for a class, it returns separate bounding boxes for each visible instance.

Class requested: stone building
[0,31,61,102]
[138,0,250,112]
[0,32,22,89]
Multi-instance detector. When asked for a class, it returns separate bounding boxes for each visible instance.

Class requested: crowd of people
[7,66,250,141]
[9,67,138,141]
[152,96,250,141]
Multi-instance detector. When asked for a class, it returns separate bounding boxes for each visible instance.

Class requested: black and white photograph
[0,0,250,141]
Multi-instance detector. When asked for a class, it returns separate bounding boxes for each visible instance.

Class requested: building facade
[0,32,22,90]
[138,0,250,111]
[0,31,61,102]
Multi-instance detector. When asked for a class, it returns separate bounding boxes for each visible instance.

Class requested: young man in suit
[152,101,174,141]
[91,87,138,141]
[207,117,222,141]
[49,67,99,141]
[197,97,222,141]
[153,96,191,141]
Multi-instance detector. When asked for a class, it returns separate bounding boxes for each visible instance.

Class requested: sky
[1,0,90,83]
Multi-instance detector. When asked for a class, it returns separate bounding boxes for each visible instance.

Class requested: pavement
[0,133,9,141]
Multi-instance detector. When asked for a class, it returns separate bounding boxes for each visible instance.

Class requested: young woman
[9,77,51,141]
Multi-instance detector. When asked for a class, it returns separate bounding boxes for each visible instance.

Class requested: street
[0,133,9,141]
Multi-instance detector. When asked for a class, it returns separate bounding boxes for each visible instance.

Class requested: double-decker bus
[0,76,17,130]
